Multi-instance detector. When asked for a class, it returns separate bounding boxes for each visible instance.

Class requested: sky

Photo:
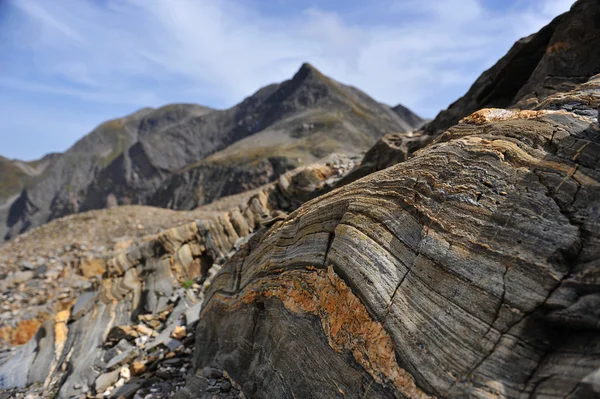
[0,0,575,161]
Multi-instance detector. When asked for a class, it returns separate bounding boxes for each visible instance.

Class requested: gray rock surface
[178,76,600,398]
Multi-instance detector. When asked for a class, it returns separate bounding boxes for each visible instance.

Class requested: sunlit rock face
[176,75,600,399]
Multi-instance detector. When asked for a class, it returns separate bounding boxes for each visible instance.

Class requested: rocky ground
[0,205,217,349]
[0,154,357,399]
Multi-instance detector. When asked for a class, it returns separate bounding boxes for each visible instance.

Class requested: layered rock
[0,154,358,398]
[424,0,600,136]
[348,0,600,182]
[171,75,600,398]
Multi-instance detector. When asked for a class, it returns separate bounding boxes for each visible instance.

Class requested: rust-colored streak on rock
[211,266,433,399]
[1,319,44,346]
[545,41,569,55]
[54,309,70,358]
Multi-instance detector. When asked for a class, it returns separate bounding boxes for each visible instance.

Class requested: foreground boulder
[173,75,600,398]
[0,155,357,398]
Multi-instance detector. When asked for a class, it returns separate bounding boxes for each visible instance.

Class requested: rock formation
[169,75,600,399]
[0,154,359,398]
[1,64,422,241]
[425,0,600,136]
[343,0,600,182]
[1,2,600,398]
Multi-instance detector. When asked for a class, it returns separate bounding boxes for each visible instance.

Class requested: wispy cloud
[0,0,575,159]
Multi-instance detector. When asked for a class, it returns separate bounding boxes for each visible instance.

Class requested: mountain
[391,103,427,129]
[1,63,422,241]
[0,154,58,205]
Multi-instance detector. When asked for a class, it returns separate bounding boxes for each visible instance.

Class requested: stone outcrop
[171,75,599,398]
[425,0,600,136]
[0,154,357,398]
[346,0,600,183]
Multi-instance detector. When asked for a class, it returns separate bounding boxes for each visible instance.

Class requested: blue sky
[0,0,575,160]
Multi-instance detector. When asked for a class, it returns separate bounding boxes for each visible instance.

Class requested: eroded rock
[180,75,600,398]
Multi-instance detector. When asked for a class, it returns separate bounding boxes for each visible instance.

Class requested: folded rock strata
[172,76,600,398]
[0,155,357,398]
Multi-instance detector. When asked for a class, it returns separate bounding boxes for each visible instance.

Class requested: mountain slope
[2,64,422,239]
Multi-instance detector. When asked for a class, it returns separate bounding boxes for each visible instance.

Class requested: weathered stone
[105,340,139,372]
[184,75,600,398]
[94,369,120,392]
[78,257,107,278]
[202,367,223,380]
[106,326,139,343]
[170,326,186,341]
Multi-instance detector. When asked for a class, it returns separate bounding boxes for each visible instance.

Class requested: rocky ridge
[2,64,422,241]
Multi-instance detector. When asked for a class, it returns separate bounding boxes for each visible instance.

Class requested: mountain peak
[291,62,327,84]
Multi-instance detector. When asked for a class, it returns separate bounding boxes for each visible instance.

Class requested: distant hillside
[1,63,422,240]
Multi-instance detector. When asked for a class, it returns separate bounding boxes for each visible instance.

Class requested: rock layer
[176,75,600,398]
[0,154,358,398]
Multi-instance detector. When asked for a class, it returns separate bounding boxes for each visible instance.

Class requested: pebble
[202,367,223,379]
[220,381,232,392]
[170,326,186,340]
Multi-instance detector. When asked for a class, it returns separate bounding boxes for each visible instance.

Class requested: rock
[110,382,141,399]
[106,326,139,343]
[183,76,600,398]
[105,340,139,372]
[113,239,135,252]
[424,0,600,136]
[119,366,131,380]
[34,264,47,277]
[78,257,107,278]
[339,132,434,184]
[129,362,147,377]
[220,381,231,392]
[170,326,186,340]
[184,302,202,328]
[165,339,182,352]
[95,369,120,392]
[135,324,155,337]
[19,262,34,271]
[202,367,223,379]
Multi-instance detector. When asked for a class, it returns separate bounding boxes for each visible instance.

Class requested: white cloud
[2,0,575,146]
